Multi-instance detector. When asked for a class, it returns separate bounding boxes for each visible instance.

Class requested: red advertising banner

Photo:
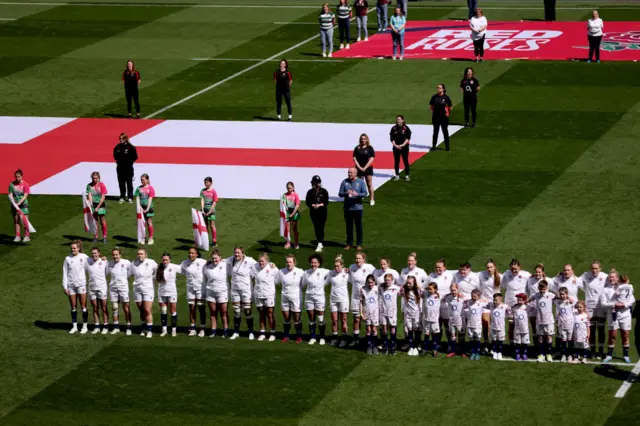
[332,21,640,61]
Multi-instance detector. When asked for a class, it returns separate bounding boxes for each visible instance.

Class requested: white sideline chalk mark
[614,360,640,398]
[274,21,317,25]
[0,17,17,20]
[189,57,343,63]
[497,357,634,368]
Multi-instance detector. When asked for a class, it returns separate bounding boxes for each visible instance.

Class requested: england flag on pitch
[82,194,96,234]
[192,208,209,251]
[136,197,146,243]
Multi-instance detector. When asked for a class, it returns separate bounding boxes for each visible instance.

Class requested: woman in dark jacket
[305,175,329,252]
[122,60,141,118]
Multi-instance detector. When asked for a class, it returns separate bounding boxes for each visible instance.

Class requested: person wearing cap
[338,167,368,250]
[305,175,330,252]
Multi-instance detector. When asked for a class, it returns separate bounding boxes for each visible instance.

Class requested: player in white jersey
[328,255,350,347]
[85,247,109,334]
[278,254,305,343]
[572,300,590,363]
[444,283,466,357]
[131,247,158,338]
[487,293,510,360]
[204,249,229,338]
[227,246,257,340]
[303,254,331,345]
[526,263,547,334]
[528,279,556,362]
[422,282,442,357]
[379,273,400,355]
[601,271,635,363]
[464,289,487,360]
[348,251,375,347]
[501,259,531,350]
[106,247,133,335]
[579,261,608,358]
[399,253,428,350]
[156,253,182,337]
[553,264,582,302]
[181,247,208,337]
[251,253,279,342]
[62,240,90,334]
[555,287,576,362]
[361,275,380,355]
[425,259,454,346]
[374,257,399,286]
[402,276,422,356]
[478,259,502,351]
[512,293,530,361]
[452,262,479,300]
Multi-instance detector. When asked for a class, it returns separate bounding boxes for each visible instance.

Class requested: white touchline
[146,8,374,119]
[0,17,17,20]
[273,22,317,25]
[614,359,640,398]
[189,58,344,63]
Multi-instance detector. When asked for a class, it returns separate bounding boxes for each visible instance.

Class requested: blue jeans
[376,3,388,29]
[392,32,404,57]
[397,0,407,16]
[356,15,368,39]
[320,27,334,54]
[467,0,477,19]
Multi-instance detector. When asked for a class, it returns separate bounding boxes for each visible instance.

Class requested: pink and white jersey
[8,180,30,204]
[278,267,304,301]
[86,181,107,204]
[478,270,503,302]
[200,187,219,208]
[501,269,531,307]
[203,262,229,293]
[252,263,280,299]
[158,263,182,297]
[532,291,556,325]
[131,258,158,291]
[379,284,400,318]
[573,312,589,344]
[422,294,441,323]
[464,300,487,330]
[62,253,89,290]
[452,271,479,300]
[402,292,422,321]
[399,266,428,289]
[135,185,156,206]
[349,262,375,303]
[303,267,330,299]
[362,285,380,319]
[512,304,529,334]
[374,268,399,286]
[488,302,510,331]
[107,259,133,290]
[328,269,350,302]
[553,274,582,301]
[444,294,465,327]
[85,257,108,291]
[580,271,608,311]
[555,299,575,330]
[227,256,257,290]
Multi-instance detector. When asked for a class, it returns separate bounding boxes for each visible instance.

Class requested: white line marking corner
[614,360,640,398]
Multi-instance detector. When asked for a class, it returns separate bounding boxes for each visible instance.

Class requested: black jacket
[305,187,329,212]
[113,142,138,167]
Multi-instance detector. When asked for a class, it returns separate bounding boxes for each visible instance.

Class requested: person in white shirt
[204,249,230,338]
[227,246,257,340]
[348,251,375,347]
[528,280,556,363]
[572,301,590,363]
[379,273,400,355]
[526,263,547,335]
[131,247,158,338]
[328,255,350,347]
[444,283,465,357]
[422,282,442,357]
[425,258,454,349]
[601,270,635,364]
[512,293,530,361]
[361,275,380,355]
[553,264,582,302]
[85,247,109,334]
[478,259,502,351]
[252,253,279,342]
[62,240,90,335]
[580,260,608,358]
[555,287,576,362]
[452,262,479,300]
[374,257,399,286]
[402,276,422,356]
[399,252,428,350]
[469,8,487,62]
[156,252,182,337]
[464,289,487,360]
[502,258,531,349]
[106,247,133,335]
[278,254,305,343]
[303,254,331,345]
[488,293,511,360]
[587,10,604,63]
[181,247,207,337]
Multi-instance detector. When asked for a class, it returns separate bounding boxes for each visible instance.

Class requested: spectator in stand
[337,0,352,50]
[390,115,411,181]
[587,10,604,63]
[467,0,477,20]
[273,59,293,121]
[319,4,336,58]
[460,67,480,128]
[544,0,556,22]
[338,168,368,250]
[390,6,406,60]
[397,0,407,17]
[122,60,141,118]
[376,0,389,32]
[305,175,330,253]
[470,8,487,62]
[429,84,453,151]
[113,132,138,203]
[354,0,369,42]
[353,133,375,206]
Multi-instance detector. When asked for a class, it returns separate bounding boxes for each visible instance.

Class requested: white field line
[274,21,317,25]
[614,359,640,398]
[190,57,343,62]
[497,357,634,368]
[0,17,16,20]
[145,8,375,119]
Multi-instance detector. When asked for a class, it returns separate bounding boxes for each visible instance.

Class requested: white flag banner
[82,194,97,235]
[191,208,209,251]
[279,194,290,242]
[136,197,146,243]
[8,194,36,233]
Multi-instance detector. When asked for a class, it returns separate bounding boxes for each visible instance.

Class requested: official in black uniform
[274,59,293,121]
[544,0,556,21]
[389,115,412,181]
[460,67,480,128]
[429,84,453,151]
[353,134,376,206]
[122,60,141,118]
[113,132,138,203]
[305,175,329,252]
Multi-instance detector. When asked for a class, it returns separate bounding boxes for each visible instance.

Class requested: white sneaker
[346,44,350,49]
[198,329,205,338]
[567,355,573,363]
[171,328,177,337]
[492,352,498,360]
[277,114,282,120]
[69,325,78,334]
[405,175,410,182]
[101,327,109,335]
[230,332,240,340]
[315,243,323,252]
[309,338,317,345]
[140,330,146,337]
[561,355,567,363]
[364,37,368,41]
[138,240,145,245]
[22,236,30,242]
[92,327,100,335]
[581,357,588,364]
[249,333,255,341]
[188,329,197,337]
[119,198,125,204]
[258,334,266,341]
[147,238,154,245]
[269,335,276,342]
[161,328,167,337]
[146,331,152,339]
[322,53,327,58]
[393,175,399,180]
[13,236,21,242]
[546,354,554,363]
[370,200,375,206]
[392,56,396,61]
[408,348,414,356]
[319,338,326,346]
[497,353,502,360]
[340,43,344,49]
[399,56,403,61]
[537,355,545,363]
[128,199,133,204]
[110,328,120,335]
[411,348,418,356]
[328,53,332,58]
[357,37,361,42]
[125,328,132,336]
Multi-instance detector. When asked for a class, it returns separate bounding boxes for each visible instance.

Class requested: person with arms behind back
[338,167,368,250]
[113,132,138,204]
[305,175,329,252]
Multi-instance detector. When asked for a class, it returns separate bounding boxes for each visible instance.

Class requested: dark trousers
[463,97,477,124]
[467,0,477,19]
[125,90,140,114]
[117,165,134,200]
[473,36,485,58]
[432,117,450,150]
[310,209,327,244]
[544,0,556,21]
[338,18,351,43]
[588,35,602,61]
[393,146,410,176]
[276,87,292,115]
[344,209,363,246]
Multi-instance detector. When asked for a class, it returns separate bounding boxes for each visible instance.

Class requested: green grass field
[1,0,640,424]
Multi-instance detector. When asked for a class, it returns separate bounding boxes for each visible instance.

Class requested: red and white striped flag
[82,194,96,234]
[191,208,209,251]
[136,197,146,243]
[7,194,36,233]
[279,194,289,242]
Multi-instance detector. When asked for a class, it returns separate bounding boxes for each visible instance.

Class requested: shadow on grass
[112,235,138,248]
[593,364,634,382]
[255,239,344,252]
[61,234,94,245]
[0,233,21,244]
[103,113,130,119]
[253,116,280,121]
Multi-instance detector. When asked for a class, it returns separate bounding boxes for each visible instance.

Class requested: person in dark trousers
[460,67,480,128]
[113,132,138,203]
[544,0,556,21]
[467,0,477,19]
[587,10,604,63]
[337,0,352,49]
[429,84,453,151]
[122,60,141,118]
[305,175,329,253]
[274,59,293,121]
[338,167,368,251]
[390,114,411,181]
[353,133,376,206]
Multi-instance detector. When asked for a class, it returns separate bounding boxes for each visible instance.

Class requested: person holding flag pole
[136,198,146,245]
[82,194,97,236]
[134,174,156,245]
[8,168,35,242]
[280,182,301,249]
[85,171,108,244]
[191,208,209,252]
[200,177,219,247]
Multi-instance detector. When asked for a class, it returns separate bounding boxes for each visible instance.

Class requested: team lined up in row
[61,242,634,362]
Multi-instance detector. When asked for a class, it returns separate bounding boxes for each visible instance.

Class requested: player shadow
[103,113,130,119]
[449,57,476,62]
[0,233,21,245]
[252,116,280,121]
[593,364,635,382]
[112,235,139,248]
[300,52,324,58]
[634,303,640,356]
[523,18,545,21]
[173,238,196,251]
[61,234,94,245]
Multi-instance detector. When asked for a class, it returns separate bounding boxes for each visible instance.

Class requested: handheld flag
[279,194,290,242]
[8,194,36,233]
[82,194,97,234]
[191,208,209,251]
[136,197,146,243]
